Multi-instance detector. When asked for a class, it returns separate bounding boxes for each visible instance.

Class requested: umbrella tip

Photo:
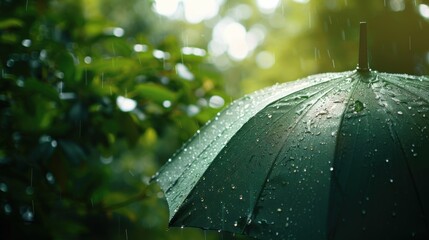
[357,22,370,72]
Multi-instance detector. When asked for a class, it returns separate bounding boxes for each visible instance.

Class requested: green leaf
[31,142,56,163]
[0,33,19,43]
[24,79,60,102]
[132,83,176,104]
[59,140,86,164]
[0,18,24,29]
[53,51,76,83]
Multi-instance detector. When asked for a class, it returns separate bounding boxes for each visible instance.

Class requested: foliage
[0,0,228,239]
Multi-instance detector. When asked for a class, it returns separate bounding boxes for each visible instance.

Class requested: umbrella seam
[327,72,361,239]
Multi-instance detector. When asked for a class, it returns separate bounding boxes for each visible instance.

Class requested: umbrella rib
[380,75,429,105]
[385,113,429,230]
[377,74,429,132]
[327,73,361,238]
[242,76,348,234]
[377,76,429,224]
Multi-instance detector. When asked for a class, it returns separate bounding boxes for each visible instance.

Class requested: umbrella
[152,23,429,239]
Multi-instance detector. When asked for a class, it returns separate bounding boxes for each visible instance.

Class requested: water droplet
[21,208,34,222]
[100,155,113,164]
[6,59,14,67]
[209,95,224,108]
[0,183,8,192]
[231,184,236,190]
[116,96,137,112]
[330,167,334,171]
[163,100,172,108]
[186,105,200,116]
[45,172,55,184]
[133,44,148,52]
[397,111,403,115]
[233,221,238,227]
[16,79,24,87]
[84,56,92,64]
[385,159,389,163]
[389,179,394,183]
[277,208,282,212]
[354,100,365,112]
[22,39,32,47]
[3,204,12,214]
[26,186,34,195]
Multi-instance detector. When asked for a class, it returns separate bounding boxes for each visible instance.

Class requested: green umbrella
[153,23,429,239]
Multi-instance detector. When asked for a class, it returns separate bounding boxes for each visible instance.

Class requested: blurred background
[1,0,428,239]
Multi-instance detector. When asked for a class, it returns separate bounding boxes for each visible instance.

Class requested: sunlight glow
[419,4,429,19]
[152,0,221,23]
[211,19,264,61]
[224,22,249,60]
[256,0,280,14]
[152,0,179,17]
[229,4,253,20]
[389,0,405,12]
[256,51,275,69]
[293,0,310,4]
[184,0,219,23]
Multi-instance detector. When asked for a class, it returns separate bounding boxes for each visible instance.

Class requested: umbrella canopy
[152,23,429,239]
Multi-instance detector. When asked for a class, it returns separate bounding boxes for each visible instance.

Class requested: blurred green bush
[0,0,228,239]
